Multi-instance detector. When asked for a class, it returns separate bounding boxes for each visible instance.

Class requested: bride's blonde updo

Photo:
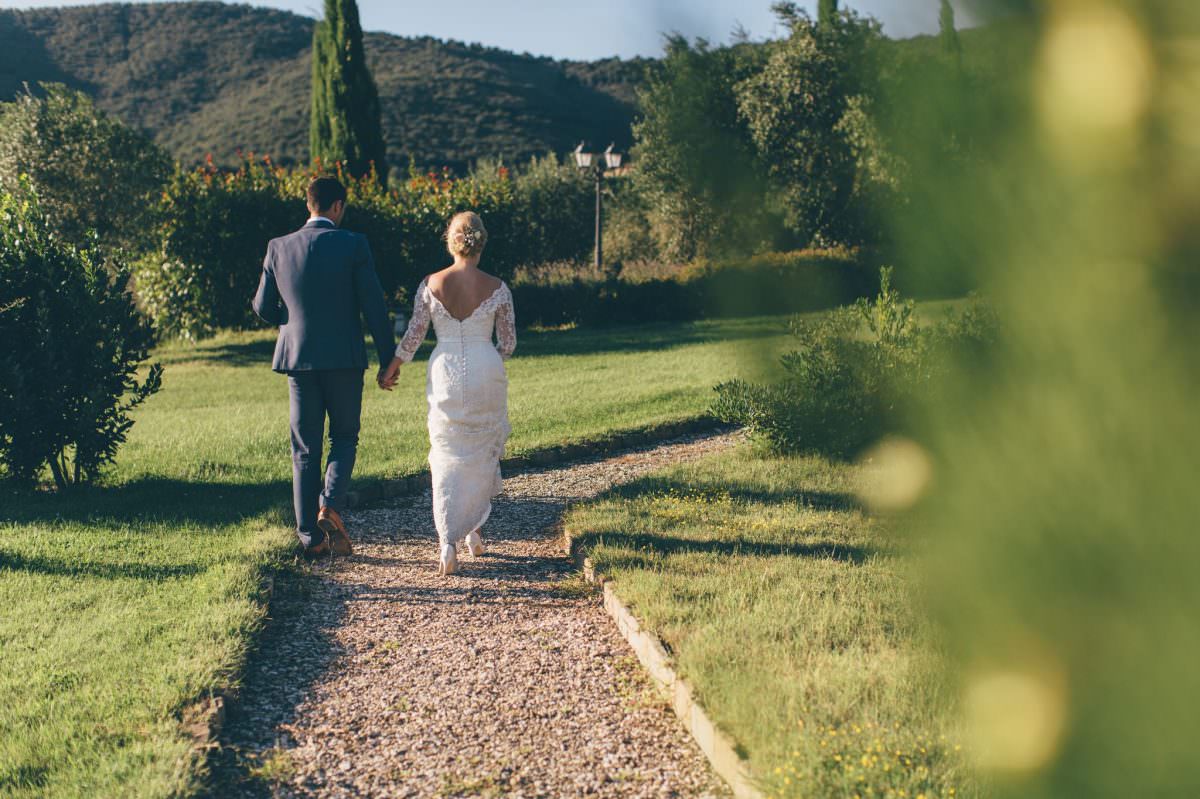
[445,211,488,258]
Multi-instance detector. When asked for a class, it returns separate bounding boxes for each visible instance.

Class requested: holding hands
[377,357,402,391]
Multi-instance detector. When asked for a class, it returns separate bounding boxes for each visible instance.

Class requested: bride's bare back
[427,265,503,322]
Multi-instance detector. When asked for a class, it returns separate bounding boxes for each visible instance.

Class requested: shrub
[0,186,162,488]
[131,155,879,339]
[687,247,877,316]
[130,255,218,341]
[712,267,994,457]
[0,83,171,253]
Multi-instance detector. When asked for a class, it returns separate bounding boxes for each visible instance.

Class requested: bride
[379,211,516,575]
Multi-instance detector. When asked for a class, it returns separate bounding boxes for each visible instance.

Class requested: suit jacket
[252,219,395,373]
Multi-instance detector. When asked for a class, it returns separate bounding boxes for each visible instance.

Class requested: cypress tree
[818,0,838,29]
[310,0,386,180]
[940,0,962,59]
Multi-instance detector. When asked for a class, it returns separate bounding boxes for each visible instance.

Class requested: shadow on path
[205,561,350,799]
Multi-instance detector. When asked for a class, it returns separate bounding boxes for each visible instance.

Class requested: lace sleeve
[494,284,516,360]
[395,279,431,363]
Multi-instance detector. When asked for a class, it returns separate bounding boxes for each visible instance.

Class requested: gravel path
[213,431,739,798]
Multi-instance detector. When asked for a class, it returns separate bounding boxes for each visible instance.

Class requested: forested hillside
[0,2,648,173]
[0,2,1007,175]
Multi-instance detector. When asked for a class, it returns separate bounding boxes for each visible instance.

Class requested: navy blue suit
[253,218,395,546]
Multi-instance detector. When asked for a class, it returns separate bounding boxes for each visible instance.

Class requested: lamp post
[574,142,624,271]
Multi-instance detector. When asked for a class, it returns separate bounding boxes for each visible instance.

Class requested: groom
[252,177,397,556]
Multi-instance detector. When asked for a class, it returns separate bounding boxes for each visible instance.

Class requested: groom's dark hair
[307,177,347,213]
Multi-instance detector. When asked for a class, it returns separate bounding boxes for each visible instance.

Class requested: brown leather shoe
[304,533,331,558]
[317,507,353,555]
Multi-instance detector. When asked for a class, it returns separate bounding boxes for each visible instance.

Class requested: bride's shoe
[438,543,459,576]
[465,530,485,558]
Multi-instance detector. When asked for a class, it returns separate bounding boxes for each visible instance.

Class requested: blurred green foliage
[818,0,839,30]
[940,0,962,59]
[627,2,1008,273]
[891,1,1200,796]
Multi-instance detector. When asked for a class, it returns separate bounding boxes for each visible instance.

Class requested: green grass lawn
[563,447,975,799]
[0,315,791,798]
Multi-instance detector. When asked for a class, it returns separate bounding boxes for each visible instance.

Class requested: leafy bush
[128,153,886,340]
[129,255,220,341]
[0,187,162,488]
[712,267,994,457]
[0,83,171,252]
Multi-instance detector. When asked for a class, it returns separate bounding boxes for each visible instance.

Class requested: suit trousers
[287,369,363,547]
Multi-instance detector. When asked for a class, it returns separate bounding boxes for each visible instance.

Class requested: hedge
[508,249,880,328]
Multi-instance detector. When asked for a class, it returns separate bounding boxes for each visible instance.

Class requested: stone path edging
[345,415,726,509]
[566,549,764,799]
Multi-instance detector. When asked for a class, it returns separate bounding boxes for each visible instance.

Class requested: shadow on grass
[161,336,278,368]
[576,531,875,566]
[163,316,788,369]
[605,474,863,513]
[0,763,49,794]
[0,551,208,581]
[0,477,291,530]
[516,317,786,359]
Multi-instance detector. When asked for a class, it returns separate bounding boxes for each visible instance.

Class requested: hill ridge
[0,1,648,174]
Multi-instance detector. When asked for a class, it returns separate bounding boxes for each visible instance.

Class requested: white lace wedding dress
[394,278,516,547]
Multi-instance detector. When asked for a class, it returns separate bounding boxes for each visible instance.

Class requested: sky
[5,0,985,60]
